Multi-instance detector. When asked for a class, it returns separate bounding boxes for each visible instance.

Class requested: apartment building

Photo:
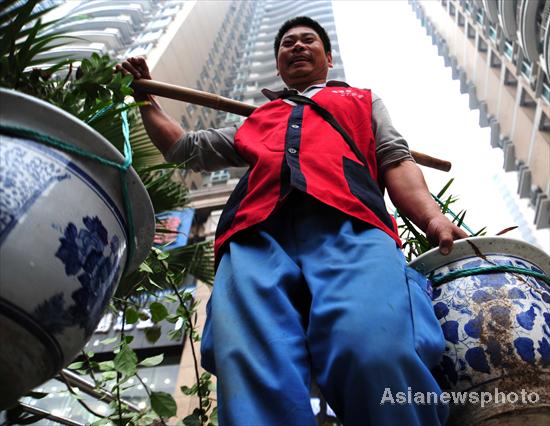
[411,0,550,231]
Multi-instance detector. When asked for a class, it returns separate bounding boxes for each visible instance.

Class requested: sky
[331,0,550,253]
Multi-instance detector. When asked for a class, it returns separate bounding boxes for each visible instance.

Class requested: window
[519,87,536,108]
[489,50,501,68]
[520,59,532,80]
[477,37,487,53]
[449,3,456,16]
[467,23,476,39]
[504,68,517,86]
[457,12,465,27]
[503,41,514,61]
[210,170,230,184]
[488,25,497,41]
[539,111,550,132]
[542,81,550,104]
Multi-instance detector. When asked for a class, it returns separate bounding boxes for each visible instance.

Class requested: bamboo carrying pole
[132,79,452,172]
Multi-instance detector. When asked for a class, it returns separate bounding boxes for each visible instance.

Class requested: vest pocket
[342,157,394,230]
[215,169,250,238]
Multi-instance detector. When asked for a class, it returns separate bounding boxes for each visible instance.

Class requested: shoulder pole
[132,79,452,172]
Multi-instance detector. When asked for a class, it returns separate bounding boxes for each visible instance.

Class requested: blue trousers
[201,194,448,426]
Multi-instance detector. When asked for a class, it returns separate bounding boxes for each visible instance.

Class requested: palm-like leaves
[0,0,76,89]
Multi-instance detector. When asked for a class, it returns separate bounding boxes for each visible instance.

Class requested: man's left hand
[425,215,469,255]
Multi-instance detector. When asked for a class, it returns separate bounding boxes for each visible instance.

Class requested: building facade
[411,0,550,231]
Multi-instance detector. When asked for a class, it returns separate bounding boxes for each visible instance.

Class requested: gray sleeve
[163,125,248,172]
[371,93,415,173]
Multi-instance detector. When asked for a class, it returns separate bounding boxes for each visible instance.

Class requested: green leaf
[436,178,454,199]
[182,410,204,426]
[99,336,118,345]
[101,371,117,381]
[139,353,164,367]
[139,262,153,273]
[125,307,139,325]
[157,251,170,260]
[113,343,137,377]
[67,361,84,370]
[150,301,169,323]
[208,406,218,426]
[145,326,162,343]
[473,226,487,236]
[165,314,180,324]
[98,360,115,371]
[150,391,177,418]
[168,327,184,341]
[180,385,195,396]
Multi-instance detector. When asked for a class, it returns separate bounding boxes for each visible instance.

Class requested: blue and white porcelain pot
[410,237,550,425]
[0,89,155,408]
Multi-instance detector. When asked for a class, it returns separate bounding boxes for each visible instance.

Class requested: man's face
[276,25,333,91]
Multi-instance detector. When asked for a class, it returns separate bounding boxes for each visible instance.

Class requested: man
[118,16,466,426]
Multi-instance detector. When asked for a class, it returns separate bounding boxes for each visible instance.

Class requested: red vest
[214,84,401,261]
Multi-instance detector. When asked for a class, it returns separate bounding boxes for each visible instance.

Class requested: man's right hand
[115,56,152,101]
[115,57,185,155]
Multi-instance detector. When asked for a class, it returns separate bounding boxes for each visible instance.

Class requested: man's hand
[115,57,152,101]
[384,160,468,256]
[115,57,184,155]
[425,215,468,255]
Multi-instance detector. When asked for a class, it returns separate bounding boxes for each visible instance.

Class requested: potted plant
[400,184,550,425]
[0,1,215,422]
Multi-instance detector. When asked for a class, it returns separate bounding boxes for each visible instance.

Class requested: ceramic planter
[0,89,155,408]
[410,237,550,425]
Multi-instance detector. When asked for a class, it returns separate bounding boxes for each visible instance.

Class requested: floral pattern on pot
[0,140,70,244]
[429,255,550,391]
[33,216,122,337]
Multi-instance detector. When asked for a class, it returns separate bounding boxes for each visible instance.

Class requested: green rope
[430,265,550,286]
[393,193,475,235]
[0,108,136,274]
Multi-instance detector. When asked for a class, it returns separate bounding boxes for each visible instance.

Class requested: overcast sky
[332,0,549,252]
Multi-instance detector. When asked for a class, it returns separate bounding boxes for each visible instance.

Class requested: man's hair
[273,16,331,58]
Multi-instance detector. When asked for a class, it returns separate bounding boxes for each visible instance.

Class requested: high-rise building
[410,0,550,231]
[42,0,254,132]
[229,0,346,108]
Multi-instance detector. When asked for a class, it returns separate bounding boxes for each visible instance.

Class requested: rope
[429,265,550,286]
[431,193,475,235]
[393,193,475,235]
[0,107,136,273]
